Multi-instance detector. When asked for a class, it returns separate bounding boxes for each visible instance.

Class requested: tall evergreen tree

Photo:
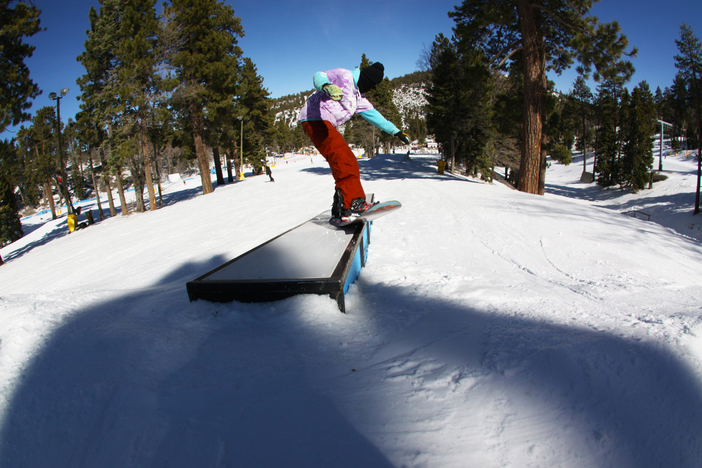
[0,169,22,250]
[654,86,664,119]
[449,0,635,194]
[491,57,524,181]
[22,107,60,217]
[0,0,41,132]
[571,76,594,175]
[13,126,39,207]
[621,82,656,191]
[594,79,624,186]
[77,0,124,216]
[236,57,272,173]
[667,73,692,153]
[426,34,462,170]
[116,0,161,211]
[426,33,495,179]
[0,0,42,263]
[164,0,244,195]
[674,23,702,214]
[545,90,577,166]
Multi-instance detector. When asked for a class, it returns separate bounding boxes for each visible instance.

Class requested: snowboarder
[298,62,409,225]
[265,165,274,182]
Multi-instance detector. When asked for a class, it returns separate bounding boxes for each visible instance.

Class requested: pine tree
[237,57,272,173]
[0,0,42,264]
[13,127,39,206]
[654,86,664,119]
[546,91,577,166]
[674,23,702,214]
[571,76,594,176]
[622,82,656,191]
[116,0,161,211]
[0,170,23,249]
[491,58,524,181]
[0,0,41,132]
[77,0,125,216]
[594,80,624,187]
[449,0,635,194]
[426,34,495,179]
[20,107,60,217]
[667,73,692,154]
[426,34,461,170]
[164,0,244,195]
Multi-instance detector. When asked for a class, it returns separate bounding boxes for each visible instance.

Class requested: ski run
[1,146,702,467]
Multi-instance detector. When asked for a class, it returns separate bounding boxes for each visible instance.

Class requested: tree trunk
[75,154,85,200]
[114,166,129,216]
[539,138,547,195]
[230,143,240,180]
[45,181,56,220]
[141,128,157,211]
[134,177,145,212]
[213,146,225,186]
[190,108,213,194]
[153,142,163,207]
[517,0,545,195]
[104,173,116,218]
[226,152,234,183]
[593,126,599,178]
[695,146,701,215]
[100,148,117,218]
[582,115,588,174]
[194,132,212,193]
[88,147,104,221]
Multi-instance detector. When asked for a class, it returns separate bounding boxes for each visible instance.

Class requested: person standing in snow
[265,165,274,182]
[298,62,409,225]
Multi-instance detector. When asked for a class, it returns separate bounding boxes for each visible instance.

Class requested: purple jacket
[298,68,399,135]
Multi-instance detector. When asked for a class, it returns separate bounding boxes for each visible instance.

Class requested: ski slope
[1,150,701,467]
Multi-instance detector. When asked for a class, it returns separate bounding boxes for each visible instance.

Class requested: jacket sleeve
[359,109,400,135]
[313,71,332,92]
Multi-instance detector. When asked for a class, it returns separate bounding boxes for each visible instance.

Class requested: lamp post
[237,116,244,180]
[49,88,73,215]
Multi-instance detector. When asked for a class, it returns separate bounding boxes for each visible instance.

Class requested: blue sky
[5,0,702,137]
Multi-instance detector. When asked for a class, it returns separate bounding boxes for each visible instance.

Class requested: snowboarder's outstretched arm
[358,110,409,144]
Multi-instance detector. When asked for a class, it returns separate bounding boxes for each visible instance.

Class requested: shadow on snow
[0,256,700,466]
[301,152,477,184]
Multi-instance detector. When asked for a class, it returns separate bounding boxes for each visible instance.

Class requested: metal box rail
[186,211,371,312]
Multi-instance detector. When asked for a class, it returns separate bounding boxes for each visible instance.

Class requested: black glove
[395,131,410,145]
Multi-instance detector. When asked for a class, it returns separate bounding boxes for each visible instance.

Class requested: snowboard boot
[331,189,344,220]
[330,191,378,226]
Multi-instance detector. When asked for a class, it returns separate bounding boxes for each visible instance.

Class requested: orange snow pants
[302,120,365,209]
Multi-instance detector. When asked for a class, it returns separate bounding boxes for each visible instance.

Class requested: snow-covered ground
[1,148,702,467]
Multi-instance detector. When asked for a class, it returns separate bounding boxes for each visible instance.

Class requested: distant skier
[298,62,409,225]
[265,165,274,182]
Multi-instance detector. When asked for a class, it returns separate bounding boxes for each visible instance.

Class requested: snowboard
[331,200,402,227]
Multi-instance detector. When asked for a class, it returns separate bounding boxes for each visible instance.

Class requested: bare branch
[495,46,522,69]
[492,40,522,69]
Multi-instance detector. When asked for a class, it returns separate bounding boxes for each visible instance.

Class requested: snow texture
[1,145,702,467]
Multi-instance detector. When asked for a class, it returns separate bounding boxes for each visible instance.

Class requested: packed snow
[1,145,702,467]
